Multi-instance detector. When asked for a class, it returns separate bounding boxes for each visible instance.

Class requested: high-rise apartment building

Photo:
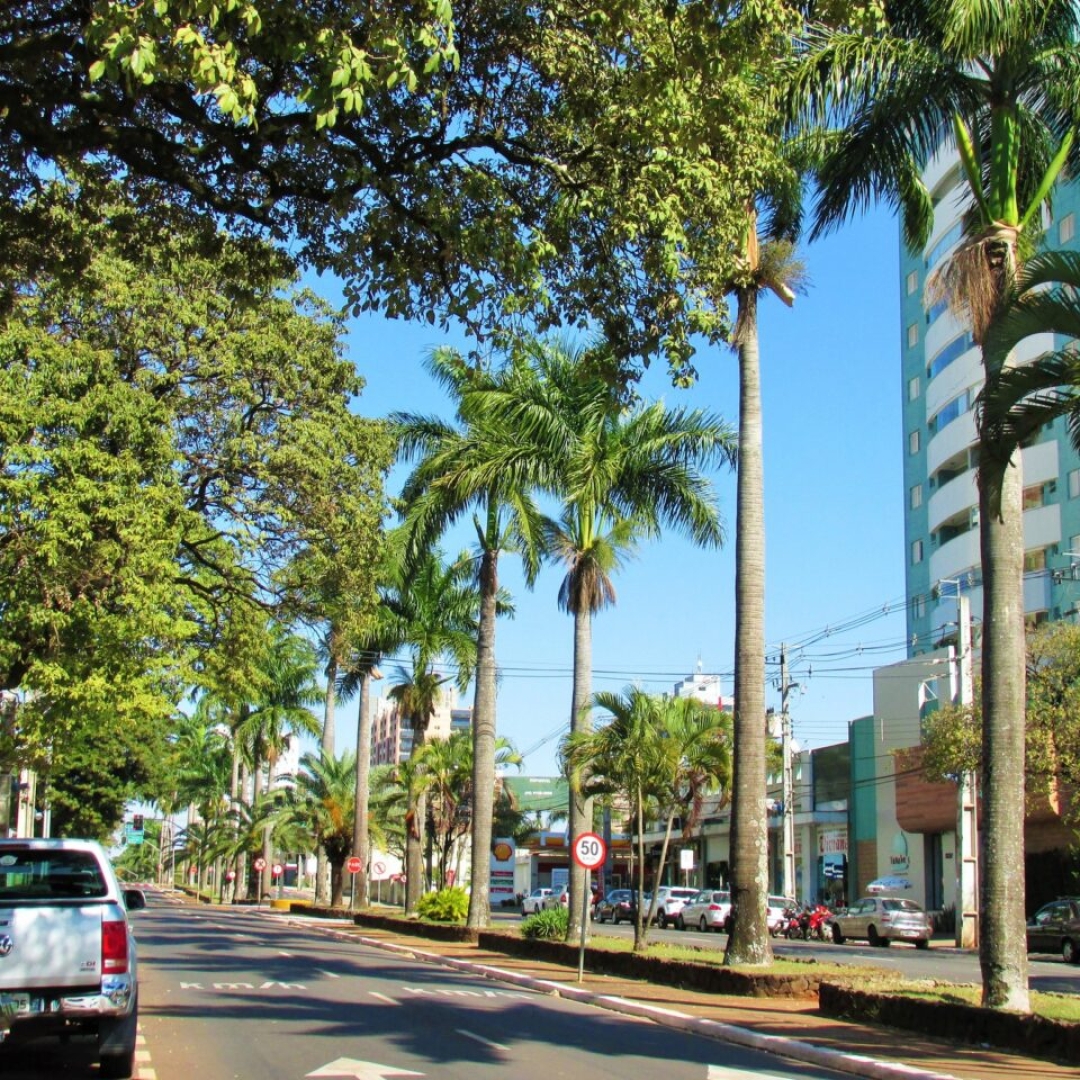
[370,684,472,766]
[901,149,1080,651]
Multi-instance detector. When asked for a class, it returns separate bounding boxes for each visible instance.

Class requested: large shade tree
[787,0,1080,1009]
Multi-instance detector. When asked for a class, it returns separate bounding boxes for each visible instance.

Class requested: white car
[521,887,552,915]
[542,884,570,910]
[677,888,731,932]
[653,886,700,929]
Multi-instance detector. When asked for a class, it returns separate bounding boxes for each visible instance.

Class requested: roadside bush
[416,886,469,922]
[521,905,569,940]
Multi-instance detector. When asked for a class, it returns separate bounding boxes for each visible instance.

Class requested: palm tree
[231,624,323,899]
[562,687,732,952]
[381,546,480,913]
[276,750,358,907]
[490,337,736,938]
[787,0,1080,1010]
[393,349,544,928]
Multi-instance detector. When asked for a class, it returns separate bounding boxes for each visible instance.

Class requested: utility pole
[779,645,796,903]
[953,590,979,948]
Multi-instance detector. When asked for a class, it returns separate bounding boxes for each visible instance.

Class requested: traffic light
[132,814,144,832]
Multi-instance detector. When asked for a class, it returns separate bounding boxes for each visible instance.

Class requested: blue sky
[319,201,911,776]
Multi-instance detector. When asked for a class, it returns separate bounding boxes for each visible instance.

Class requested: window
[927,332,974,380]
[912,539,924,565]
[909,430,921,455]
[910,484,923,509]
[906,270,920,296]
[1024,549,1048,572]
[928,390,973,436]
[1060,212,1076,245]
[908,375,920,401]
[1071,534,1080,555]
[1023,484,1046,510]
[1070,469,1080,499]
[907,323,919,349]
[926,221,963,270]
[911,594,926,619]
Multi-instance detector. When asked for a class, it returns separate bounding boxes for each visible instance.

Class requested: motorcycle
[804,903,832,941]
[781,906,804,939]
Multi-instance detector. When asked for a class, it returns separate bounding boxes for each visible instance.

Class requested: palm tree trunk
[566,606,593,940]
[234,761,250,902]
[316,649,337,906]
[405,726,427,915]
[467,544,500,928]
[726,287,771,965]
[977,389,1030,1011]
[352,670,374,909]
[633,788,647,952]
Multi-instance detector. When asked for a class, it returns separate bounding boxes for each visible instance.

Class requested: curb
[346,932,965,1080]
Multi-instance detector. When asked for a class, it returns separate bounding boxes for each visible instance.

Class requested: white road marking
[456,1029,508,1052]
[319,969,342,978]
[707,1068,797,1079]
[279,949,294,956]
[306,1059,424,1079]
[369,992,398,1005]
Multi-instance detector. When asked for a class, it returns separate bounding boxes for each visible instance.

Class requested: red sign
[226,869,236,881]
[271,863,283,878]
[253,857,267,872]
[347,856,362,874]
[572,832,606,871]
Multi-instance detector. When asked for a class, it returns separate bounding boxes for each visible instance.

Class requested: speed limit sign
[572,832,606,871]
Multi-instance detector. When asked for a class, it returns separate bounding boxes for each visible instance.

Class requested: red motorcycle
[782,906,804,939]
[803,903,832,941]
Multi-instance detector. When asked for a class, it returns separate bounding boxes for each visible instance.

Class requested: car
[542,884,570,910]
[0,838,145,1077]
[653,886,700,929]
[521,887,553,916]
[595,888,644,924]
[677,888,731,932]
[767,894,797,936]
[827,895,932,948]
[1026,897,1080,963]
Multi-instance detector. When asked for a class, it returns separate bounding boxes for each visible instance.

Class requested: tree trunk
[405,725,428,915]
[329,862,344,908]
[566,606,593,940]
[977,384,1030,1011]
[726,287,772,966]
[467,543,500,928]
[316,649,337,906]
[352,669,374,909]
[234,761,250,903]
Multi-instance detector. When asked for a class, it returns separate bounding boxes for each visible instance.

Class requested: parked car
[827,895,931,948]
[1026,897,1080,963]
[767,895,797,936]
[653,886,700,929]
[677,888,731,932]
[0,838,145,1077]
[521,887,552,916]
[595,888,648,924]
[542,884,570,911]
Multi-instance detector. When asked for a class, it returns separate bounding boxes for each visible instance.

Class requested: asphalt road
[0,892,871,1080]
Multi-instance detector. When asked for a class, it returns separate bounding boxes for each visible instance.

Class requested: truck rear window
[0,849,107,900]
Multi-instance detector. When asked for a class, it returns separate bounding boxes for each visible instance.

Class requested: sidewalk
[285,914,1077,1080]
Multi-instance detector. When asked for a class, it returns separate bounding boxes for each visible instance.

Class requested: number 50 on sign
[572,832,606,870]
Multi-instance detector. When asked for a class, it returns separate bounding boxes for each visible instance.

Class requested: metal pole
[954,592,979,948]
[780,646,796,901]
[577,869,590,984]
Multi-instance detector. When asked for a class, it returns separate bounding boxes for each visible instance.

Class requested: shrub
[416,886,469,922]
[521,905,569,940]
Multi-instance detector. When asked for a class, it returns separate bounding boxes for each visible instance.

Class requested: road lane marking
[456,1029,508,1052]
[319,969,342,978]
[279,949,294,956]
[369,992,398,1005]
[306,1058,424,1078]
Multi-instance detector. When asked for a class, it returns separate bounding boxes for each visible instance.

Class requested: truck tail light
[102,919,129,974]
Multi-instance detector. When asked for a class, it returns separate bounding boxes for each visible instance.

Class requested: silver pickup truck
[0,837,145,1078]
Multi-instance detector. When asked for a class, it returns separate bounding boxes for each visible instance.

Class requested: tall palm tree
[231,624,323,899]
[393,349,544,928]
[491,338,736,938]
[787,0,1080,1011]
[382,546,480,913]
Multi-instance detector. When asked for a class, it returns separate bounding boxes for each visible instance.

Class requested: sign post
[347,855,362,908]
[253,856,267,907]
[571,832,606,983]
